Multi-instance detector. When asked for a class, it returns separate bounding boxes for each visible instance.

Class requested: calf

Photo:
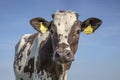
[14,10,102,80]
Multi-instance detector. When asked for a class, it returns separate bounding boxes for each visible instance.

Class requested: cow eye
[77,30,80,34]
[50,29,54,34]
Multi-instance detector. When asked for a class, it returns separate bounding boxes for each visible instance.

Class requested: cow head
[30,10,102,64]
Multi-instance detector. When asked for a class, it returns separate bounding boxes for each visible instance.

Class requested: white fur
[54,11,77,46]
[33,32,50,71]
[59,65,68,80]
[14,32,51,80]
[14,34,32,80]
[15,34,32,54]
[14,34,32,72]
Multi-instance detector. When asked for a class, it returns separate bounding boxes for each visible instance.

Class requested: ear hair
[30,17,50,33]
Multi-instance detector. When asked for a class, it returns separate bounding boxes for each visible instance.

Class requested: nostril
[64,50,71,56]
[66,52,70,56]
[55,52,60,58]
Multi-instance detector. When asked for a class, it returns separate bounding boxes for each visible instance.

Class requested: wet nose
[55,49,70,57]
[55,49,74,63]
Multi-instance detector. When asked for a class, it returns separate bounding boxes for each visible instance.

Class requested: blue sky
[0,0,120,80]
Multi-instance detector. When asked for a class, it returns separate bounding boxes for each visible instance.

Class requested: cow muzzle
[53,48,74,64]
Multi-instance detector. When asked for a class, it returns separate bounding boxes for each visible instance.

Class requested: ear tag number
[84,24,93,34]
[39,22,48,33]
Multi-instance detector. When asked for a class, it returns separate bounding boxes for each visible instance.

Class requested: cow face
[30,10,102,64]
[50,11,80,64]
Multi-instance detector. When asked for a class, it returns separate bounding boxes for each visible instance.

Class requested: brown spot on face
[58,34,63,37]
[65,35,68,38]
[58,43,69,49]
[70,42,78,54]
[67,21,81,54]
[58,22,60,26]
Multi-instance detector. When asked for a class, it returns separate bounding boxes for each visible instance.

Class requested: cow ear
[81,18,102,35]
[30,17,50,33]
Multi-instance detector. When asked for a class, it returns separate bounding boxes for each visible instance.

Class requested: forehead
[53,11,77,33]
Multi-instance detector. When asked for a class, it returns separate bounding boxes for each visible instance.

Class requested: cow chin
[53,57,74,65]
[57,58,74,65]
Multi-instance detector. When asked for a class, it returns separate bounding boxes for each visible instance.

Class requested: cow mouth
[57,59,74,64]
[53,55,74,64]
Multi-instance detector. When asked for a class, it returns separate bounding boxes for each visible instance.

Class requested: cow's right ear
[30,17,50,33]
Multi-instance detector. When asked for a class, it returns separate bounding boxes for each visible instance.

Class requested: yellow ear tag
[39,23,48,33]
[84,24,93,34]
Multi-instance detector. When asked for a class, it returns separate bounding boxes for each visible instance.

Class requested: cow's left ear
[30,17,50,33]
[81,18,102,34]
